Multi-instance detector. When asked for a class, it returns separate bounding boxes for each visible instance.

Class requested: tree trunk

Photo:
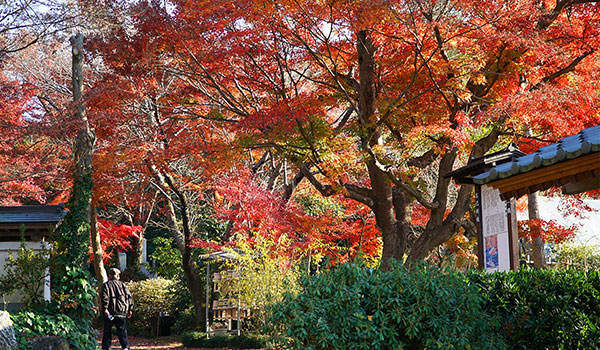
[90,206,107,286]
[164,200,206,324]
[357,29,406,268]
[127,231,144,274]
[126,197,156,276]
[57,33,95,269]
[528,191,546,268]
[150,161,206,326]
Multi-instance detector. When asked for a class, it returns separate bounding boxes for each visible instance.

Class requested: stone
[28,336,70,350]
[0,311,17,350]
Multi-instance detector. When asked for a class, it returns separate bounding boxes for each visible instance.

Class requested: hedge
[267,263,600,350]
[468,269,600,349]
[268,262,506,350]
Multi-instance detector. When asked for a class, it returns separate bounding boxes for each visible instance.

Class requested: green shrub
[468,269,600,349]
[181,331,268,349]
[552,243,600,271]
[268,262,506,350]
[127,277,175,336]
[0,239,49,309]
[220,237,300,331]
[147,237,183,279]
[11,311,97,350]
[167,275,196,334]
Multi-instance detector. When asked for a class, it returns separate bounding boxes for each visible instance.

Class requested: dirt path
[99,334,262,350]
[101,335,195,350]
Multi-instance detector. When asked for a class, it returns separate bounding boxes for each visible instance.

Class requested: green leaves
[268,265,600,349]
[127,277,176,335]
[268,262,506,350]
[469,269,600,349]
[11,311,97,350]
[0,239,49,309]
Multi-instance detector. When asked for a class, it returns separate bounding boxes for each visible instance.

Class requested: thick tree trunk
[528,191,547,268]
[58,33,96,269]
[408,130,503,261]
[127,231,144,274]
[408,149,459,260]
[164,201,206,325]
[357,30,406,268]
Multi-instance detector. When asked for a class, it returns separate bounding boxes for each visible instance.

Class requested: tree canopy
[0,0,598,273]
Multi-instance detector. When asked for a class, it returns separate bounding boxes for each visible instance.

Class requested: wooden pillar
[507,198,520,270]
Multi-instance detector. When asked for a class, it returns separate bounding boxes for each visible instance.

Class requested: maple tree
[95,218,142,264]
[149,0,600,267]
[0,2,598,342]
[0,73,50,204]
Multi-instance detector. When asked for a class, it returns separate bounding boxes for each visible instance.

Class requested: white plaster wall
[0,241,51,306]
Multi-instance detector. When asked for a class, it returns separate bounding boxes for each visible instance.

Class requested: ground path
[99,334,264,350]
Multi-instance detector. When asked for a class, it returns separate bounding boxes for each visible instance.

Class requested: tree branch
[530,50,594,91]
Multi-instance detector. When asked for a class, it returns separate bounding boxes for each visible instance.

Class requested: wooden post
[507,198,520,270]
[475,186,484,269]
[205,262,210,338]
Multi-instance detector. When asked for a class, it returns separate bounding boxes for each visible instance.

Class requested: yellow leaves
[471,72,487,86]
[455,89,473,103]
[182,182,205,191]
[215,190,224,205]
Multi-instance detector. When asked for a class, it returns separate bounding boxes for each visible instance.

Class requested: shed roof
[473,125,600,185]
[0,205,67,224]
[0,205,67,240]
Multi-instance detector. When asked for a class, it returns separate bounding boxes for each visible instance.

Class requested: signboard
[480,185,511,272]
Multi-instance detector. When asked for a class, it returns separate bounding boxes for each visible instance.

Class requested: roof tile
[474,125,600,185]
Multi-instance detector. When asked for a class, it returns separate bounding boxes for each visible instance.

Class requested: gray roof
[445,143,524,184]
[0,205,67,224]
[473,125,600,185]
[206,249,241,261]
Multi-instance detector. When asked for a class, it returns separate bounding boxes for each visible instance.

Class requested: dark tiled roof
[473,125,600,185]
[445,143,524,184]
[0,205,67,224]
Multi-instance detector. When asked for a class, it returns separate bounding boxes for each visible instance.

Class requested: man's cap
[109,268,121,278]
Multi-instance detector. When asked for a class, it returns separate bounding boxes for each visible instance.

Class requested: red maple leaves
[94,219,142,264]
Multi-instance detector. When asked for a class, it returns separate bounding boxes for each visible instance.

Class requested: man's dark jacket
[100,278,134,317]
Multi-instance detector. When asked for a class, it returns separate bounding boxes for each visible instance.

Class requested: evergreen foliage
[469,269,600,349]
[0,238,49,309]
[268,262,506,350]
[11,310,97,350]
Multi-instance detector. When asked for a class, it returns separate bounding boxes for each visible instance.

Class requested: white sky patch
[517,196,600,246]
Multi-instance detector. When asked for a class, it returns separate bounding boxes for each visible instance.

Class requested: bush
[126,277,175,336]
[219,237,300,331]
[181,331,268,349]
[0,240,49,309]
[147,237,183,279]
[552,243,600,271]
[166,275,196,334]
[268,262,506,350]
[11,311,97,350]
[468,269,600,349]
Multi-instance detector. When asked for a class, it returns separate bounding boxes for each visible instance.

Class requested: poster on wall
[480,185,511,272]
[484,235,499,269]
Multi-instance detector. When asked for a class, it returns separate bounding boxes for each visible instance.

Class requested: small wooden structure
[204,250,251,336]
[449,125,600,271]
[447,144,523,272]
[0,205,67,310]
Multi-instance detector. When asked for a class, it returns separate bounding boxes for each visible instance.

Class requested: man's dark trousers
[102,315,129,350]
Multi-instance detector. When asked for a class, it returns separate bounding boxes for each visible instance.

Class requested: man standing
[101,268,134,350]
